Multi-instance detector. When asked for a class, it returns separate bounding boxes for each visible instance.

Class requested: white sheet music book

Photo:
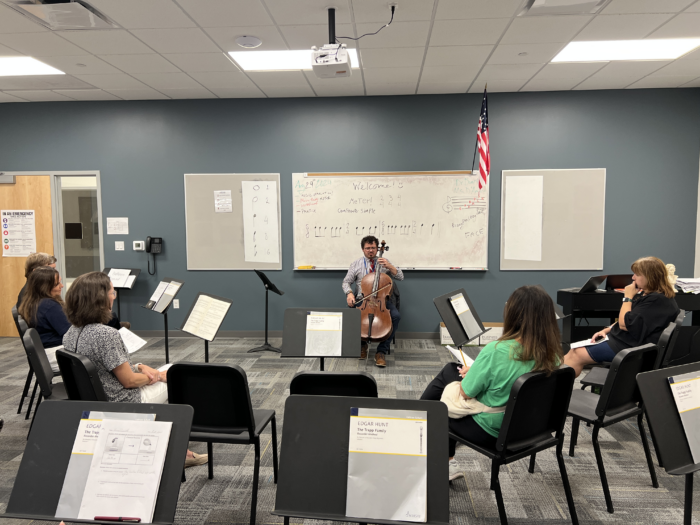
[182,294,232,341]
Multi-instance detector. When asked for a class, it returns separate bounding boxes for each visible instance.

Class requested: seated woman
[62,271,207,468]
[563,256,680,377]
[421,285,563,481]
[16,252,56,309]
[18,266,69,373]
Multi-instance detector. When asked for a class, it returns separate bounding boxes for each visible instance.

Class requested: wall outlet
[133,240,145,251]
[115,241,125,251]
[173,299,179,309]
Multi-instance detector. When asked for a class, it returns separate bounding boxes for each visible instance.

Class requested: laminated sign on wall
[1,210,36,257]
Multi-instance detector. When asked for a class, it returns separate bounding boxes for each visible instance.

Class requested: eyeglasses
[109,290,117,298]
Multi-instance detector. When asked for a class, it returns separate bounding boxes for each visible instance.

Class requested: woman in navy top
[18,266,70,372]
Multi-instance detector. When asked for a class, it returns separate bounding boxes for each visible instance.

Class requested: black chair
[12,306,35,416]
[56,349,108,401]
[167,363,278,525]
[22,328,68,432]
[290,371,378,397]
[450,367,578,525]
[568,343,659,514]
[662,310,689,368]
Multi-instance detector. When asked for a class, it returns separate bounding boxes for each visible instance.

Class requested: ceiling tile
[279,24,356,49]
[352,0,434,22]
[424,45,493,66]
[247,70,311,88]
[677,45,700,60]
[132,72,203,90]
[435,0,522,19]
[687,1,700,12]
[430,19,510,46]
[602,0,695,14]
[0,91,26,102]
[363,66,420,83]
[303,69,363,87]
[574,14,673,40]
[365,82,416,96]
[158,87,217,99]
[0,75,93,90]
[100,54,180,74]
[189,71,255,88]
[74,74,150,89]
[207,85,265,97]
[204,26,289,51]
[130,28,219,54]
[34,55,121,75]
[54,89,121,100]
[520,78,580,91]
[0,32,89,57]
[260,85,316,97]
[627,75,699,88]
[420,65,479,83]
[312,83,365,96]
[359,47,425,68]
[477,63,542,80]
[531,62,606,81]
[681,77,700,86]
[87,0,195,29]
[468,78,526,92]
[103,87,169,99]
[0,43,20,56]
[417,82,470,94]
[501,16,591,44]
[354,21,430,48]
[58,30,154,55]
[162,52,238,73]
[0,5,48,33]
[488,43,564,64]
[4,90,74,101]
[177,0,274,27]
[645,60,700,77]
[574,61,670,89]
[648,13,700,38]
[265,0,351,25]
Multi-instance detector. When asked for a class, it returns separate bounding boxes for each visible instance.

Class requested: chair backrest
[11,306,21,336]
[596,343,658,419]
[56,349,109,401]
[652,322,676,369]
[662,309,686,368]
[17,314,29,338]
[290,372,378,397]
[167,362,256,436]
[23,328,55,398]
[496,366,576,453]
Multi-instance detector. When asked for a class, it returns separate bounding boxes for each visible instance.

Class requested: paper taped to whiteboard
[242,181,280,264]
[504,176,543,261]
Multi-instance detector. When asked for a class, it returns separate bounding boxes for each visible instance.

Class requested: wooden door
[0,176,54,336]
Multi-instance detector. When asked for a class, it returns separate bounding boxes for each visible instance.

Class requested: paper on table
[305,311,342,356]
[569,336,608,350]
[241,181,280,264]
[108,268,131,288]
[669,371,700,463]
[503,175,543,261]
[149,282,169,303]
[125,275,136,288]
[119,328,148,354]
[446,345,474,367]
[182,295,231,341]
[106,217,129,235]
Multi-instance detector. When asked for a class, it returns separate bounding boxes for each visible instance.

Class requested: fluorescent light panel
[229,49,360,71]
[0,57,65,76]
[553,39,700,62]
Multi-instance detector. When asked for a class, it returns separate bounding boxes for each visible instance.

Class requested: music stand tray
[4,401,193,525]
[433,289,489,348]
[273,395,449,525]
[249,270,284,353]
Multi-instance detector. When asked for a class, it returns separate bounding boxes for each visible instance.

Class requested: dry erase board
[184,173,282,270]
[500,169,606,271]
[292,171,489,270]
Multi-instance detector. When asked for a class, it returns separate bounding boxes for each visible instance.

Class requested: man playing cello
[342,235,403,367]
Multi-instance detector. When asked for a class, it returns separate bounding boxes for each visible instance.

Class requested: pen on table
[94,517,141,522]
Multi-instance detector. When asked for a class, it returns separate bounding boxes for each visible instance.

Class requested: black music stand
[103,268,141,319]
[181,292,233,363]
[638,363,700,525]
[4,400,193,525]
[141,277,184,364]
[433,289,489,351]
[280,307,362,371]
[248,270,284,354]
[272,395,449,525]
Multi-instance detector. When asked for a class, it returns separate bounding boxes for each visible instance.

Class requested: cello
[355,240,394,343]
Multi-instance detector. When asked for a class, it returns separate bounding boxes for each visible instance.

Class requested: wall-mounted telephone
[146,236,163,275]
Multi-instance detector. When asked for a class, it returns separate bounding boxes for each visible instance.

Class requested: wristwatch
[622,297,633,303]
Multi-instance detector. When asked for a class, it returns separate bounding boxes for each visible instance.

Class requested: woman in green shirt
[421,285,563,480]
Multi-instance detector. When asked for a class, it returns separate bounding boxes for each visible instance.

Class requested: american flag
[476,88,490,190]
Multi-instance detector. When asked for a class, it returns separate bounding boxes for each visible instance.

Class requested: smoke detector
[2,0,119,30]
[518,0,611,16]
[236,36,262,49]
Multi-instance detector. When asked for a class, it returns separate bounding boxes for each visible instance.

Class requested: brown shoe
[375,352,386,367]
[120,321,131,329]
[360,342,368,360]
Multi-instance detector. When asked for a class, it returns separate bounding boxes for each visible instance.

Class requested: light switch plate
[173,299,180,309]
[115,241,125,251]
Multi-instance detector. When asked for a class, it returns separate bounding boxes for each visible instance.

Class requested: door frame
[0,171,104,286]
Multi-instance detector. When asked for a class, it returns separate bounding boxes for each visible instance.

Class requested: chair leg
[645,409,664,468]
[637,414,659,489]
[271,416,279,484]
[556,437,579,525]
[569,418,580,457]
[17,369,33,414]
[490,461,508,525]
[592,425,614,514]
[181,470,186,483]
[25,381,39,420]
[27,393,42,439]
[207,442,213,480]
[528,454,536,474]
[250,439,261,525]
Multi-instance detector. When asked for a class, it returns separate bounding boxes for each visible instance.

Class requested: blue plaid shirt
[342,256,404,298]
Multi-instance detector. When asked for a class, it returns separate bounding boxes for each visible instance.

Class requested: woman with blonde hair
[563,256,679,377]
[16,252,56,308]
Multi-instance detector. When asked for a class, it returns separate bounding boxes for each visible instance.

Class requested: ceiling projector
[311,43,352,79]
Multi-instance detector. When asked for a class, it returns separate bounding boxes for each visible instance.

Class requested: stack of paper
[676,278,700,294]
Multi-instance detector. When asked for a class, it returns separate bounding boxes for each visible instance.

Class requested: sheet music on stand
[305,311,342,356]
[104,268,141,290]
[143,278,184,313]
[433,289,488,348]
[181,292,233,342]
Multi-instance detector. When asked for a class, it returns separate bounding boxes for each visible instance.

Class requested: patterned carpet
[0,335,697,525]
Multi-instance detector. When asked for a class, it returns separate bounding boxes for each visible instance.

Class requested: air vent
[518,0,611,16]
[3,0,119,30]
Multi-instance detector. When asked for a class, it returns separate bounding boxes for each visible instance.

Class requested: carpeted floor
[0,335,697,524]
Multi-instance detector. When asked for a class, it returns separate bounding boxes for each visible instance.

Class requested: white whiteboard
[292,172,489,270]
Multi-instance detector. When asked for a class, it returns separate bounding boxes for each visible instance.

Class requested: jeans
[377,299,400,355]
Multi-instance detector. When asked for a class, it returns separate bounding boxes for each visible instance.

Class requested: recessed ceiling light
[229,49,360,71]
[552,39,700,62]
[0,57,65,76]
[236,36,262,49]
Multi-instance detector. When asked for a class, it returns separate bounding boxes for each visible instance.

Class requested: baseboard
[132,330,440,339]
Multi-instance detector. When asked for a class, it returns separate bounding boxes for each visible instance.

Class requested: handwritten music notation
[442,195,487,214]
[304,221,441,238]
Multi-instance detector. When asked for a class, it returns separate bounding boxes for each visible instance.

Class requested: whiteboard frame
[292,171,489,271]
[499,168,606,271]
[184,173,282,271]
